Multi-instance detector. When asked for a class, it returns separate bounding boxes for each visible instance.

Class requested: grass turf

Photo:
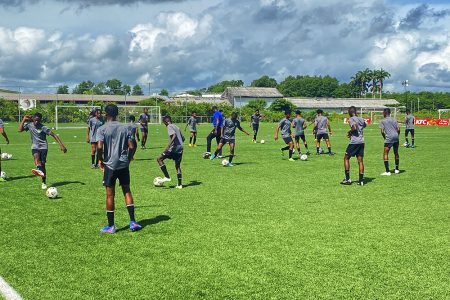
[0,121,449,299]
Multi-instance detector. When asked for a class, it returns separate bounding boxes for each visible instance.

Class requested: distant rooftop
[222,87,283,99]
[288,98,399,109]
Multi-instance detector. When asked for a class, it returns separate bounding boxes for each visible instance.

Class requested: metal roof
[222,87,283,99]
[288,98,399,109]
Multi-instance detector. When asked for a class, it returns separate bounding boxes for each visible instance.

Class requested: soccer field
[0,121,449,299]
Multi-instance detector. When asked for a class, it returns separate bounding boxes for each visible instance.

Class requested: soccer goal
[117,105,161,125]
[438,109,450,119]
[55,105,101,130]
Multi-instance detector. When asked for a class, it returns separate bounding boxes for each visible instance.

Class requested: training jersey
[222,118,242,140]
[96,121,131,171]
[349,116,366,145]
[187,116,197,132]
[278,118,292,138]
[293,117,306,135]
[128,123,138,140]
[24,122,51,150]
[405,115,415,129]
[315,116,329,134]
[167,124,183,153]
[212,111,223,128]
[251,114,261,125]
[379,117,399,143]
[88,117,103,143]
[139,113,150,128]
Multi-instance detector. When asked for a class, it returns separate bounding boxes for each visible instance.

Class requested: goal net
[117,106,161,125]
[55,105,101,130]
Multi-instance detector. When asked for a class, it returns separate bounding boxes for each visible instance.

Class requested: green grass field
[0,121,449,299]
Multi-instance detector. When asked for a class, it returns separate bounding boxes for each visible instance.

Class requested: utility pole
[402,80,409,111]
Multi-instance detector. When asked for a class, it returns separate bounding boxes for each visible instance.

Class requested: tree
[159,89,169,96]
[105,78,123,95]
[251,75,278,88]
[269,98,295,112]
[72,80,94,94]
[132,84,144,96]
[376,68,391,99]
[57,85,69,94]
[244,99,268,111]
[207,80,244,93]
[123,84,131,96]
[92,82,106,95]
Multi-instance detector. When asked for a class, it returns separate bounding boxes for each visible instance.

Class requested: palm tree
[376,68,391,99]
[368,69,378,99]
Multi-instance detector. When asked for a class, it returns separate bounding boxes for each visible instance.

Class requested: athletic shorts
[220,138,235,145]
[90,141,97,145]
[282,136,293,144]
[384,142,399,155]
[295,134,306,142]
[32,149,48,163]
[345,143,365,157]
[405,129,415,136]
[162,150,183,165]
[103,166,130,187]
[252,124,259,132]
[190,129,197,133]
[141,126,148,134]
[316,133,329,141]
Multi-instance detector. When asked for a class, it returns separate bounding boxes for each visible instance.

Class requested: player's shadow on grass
[117,215,171,231]
[7,175,34,181]
[133,158,154,161]
[396,170,406,174]
[175,180,202,188]
[230,162,256,166]
[52,181,86,187]
[364,177,376,184]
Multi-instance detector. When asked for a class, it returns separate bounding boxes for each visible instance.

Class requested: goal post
[55,105,101,130]
[117,105,161,125]
[438,109,450,119]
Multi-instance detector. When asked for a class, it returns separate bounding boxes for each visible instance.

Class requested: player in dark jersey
[250,109,263,143]
[87,108,103,168]
[157,116,184,189]
[379,108,401,176]
[292,110,310,155]
[0,118,10,182]
[313,109,333,155]
[210,112,249,166]
[18,113,67,190]
[139,107,150,149]
[404,110,415,148]
[341,106,366,186]
[128,115,140,160]
[97,104,141,233]
[275,111,294,161]
[185,111,198,147]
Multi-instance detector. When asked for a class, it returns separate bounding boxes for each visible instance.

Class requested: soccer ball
[300,154,308,161]
[46,187,58,199]
[319,147,325,154]
[1,153,10,160]
[404,142,409,147]
[221,159,229,166]
[0,171,7,179]
[260,140,265,144]
[6,153,12,160]
[203,152,211,159]
[153,177,164,187]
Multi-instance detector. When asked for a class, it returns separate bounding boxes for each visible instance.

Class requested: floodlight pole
[402,80,409,111]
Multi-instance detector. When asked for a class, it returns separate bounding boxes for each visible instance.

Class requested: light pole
[148,82,151,96]
[402,80,409,111]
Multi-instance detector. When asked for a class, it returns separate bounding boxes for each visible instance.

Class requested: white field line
[0,277,23,300]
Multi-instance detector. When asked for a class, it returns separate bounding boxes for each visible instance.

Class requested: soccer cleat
[357,181,364,186]
[227,163,234,167]
[328,152,335,156]
[210,154,216,160]
[306,151,311,155]
[340,179,352,185]
[0,177,6,182]
[175,185,183,189]
[217,155,223,158]
[41,183,47,190]
[381,172,391,176]
[288,158,295,162]
[32,169,45,177]
[253,140,257,144]
[129,221,142,232]
[411,145,415,148]
[91,164,96,169]
[100,225,116,234]
[189,144,193,147]
[394,169,400,174]
[160,177,171,183]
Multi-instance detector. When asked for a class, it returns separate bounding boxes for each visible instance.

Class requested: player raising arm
[18,113,67,189]
[97,104,141,233]
[0,118,10,182]
[379,108,401,176]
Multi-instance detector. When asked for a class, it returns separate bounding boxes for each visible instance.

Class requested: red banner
[414,118,449,126]
[343,118,372,125]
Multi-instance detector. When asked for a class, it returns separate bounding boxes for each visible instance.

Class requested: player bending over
[313,109,333,155]
[0,118,10,182]
[205,106,223,157]
[87,108,103,169]
[185,111,198,147]
[275,111,294,161]
[380,108,401,176]
[210,112,250,166]
[404,109,415,148]
[18,113,67,189]
[250,109,263,143]
[341,106,366,186]
[97,104,141,233]
[157,116,184,189]
[292,110,310,156]
[139,107,150,149]
[128,115,140,160]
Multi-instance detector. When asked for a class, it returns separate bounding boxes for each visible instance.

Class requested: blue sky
[1,0,450,93]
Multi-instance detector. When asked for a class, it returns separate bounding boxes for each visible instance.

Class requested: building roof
[0,92,165,103]
[288,98,399,109]
[222,87,283,99]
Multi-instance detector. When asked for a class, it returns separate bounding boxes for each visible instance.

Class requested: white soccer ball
[153,177,164,187]
[0,171,7,179]
[300,154,308,161]
[319,147,325,154]
[260,140,265,144]
[203,152,211,159]
[1,153,9,160]
[404,142,409,147]
[6,153,12,160]
[46,187,58,199]
[221,159,229,166]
